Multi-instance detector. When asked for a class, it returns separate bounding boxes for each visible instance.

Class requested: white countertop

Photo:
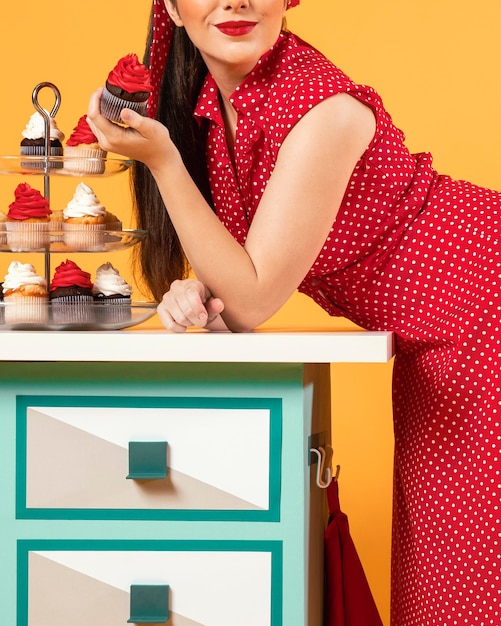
[0,326,393,363]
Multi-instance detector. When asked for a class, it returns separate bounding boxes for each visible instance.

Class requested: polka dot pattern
[194,31,382,242]
[148,0,300,119]
[196,31,501,625]
[148,0,174,120]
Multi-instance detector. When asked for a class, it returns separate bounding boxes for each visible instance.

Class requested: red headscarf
[147,0,300,118]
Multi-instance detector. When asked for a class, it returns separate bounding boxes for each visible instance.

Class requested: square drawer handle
[128,583,170,623]
[126,441,168,480]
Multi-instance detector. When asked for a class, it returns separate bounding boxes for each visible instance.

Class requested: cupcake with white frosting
[93,262,132,323]
[20,111,65,168]
[2,261,49,323]
[62,182,107,250]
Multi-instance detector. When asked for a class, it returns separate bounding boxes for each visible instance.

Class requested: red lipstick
[216,21,256,36]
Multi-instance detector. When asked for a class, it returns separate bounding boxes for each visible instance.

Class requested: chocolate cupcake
[92,262,132,324]
[49,259,94,325]
[20,111,65,169]
[100,53,152,124]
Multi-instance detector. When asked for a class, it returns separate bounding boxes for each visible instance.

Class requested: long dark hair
[131,5,212,302]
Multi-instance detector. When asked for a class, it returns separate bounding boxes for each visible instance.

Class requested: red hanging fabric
[324,479,384,626]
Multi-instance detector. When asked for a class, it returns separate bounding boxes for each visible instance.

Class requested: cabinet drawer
[19,540,282,626]
[17,395,282,521]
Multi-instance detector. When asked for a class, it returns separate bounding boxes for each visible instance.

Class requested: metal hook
[32,81,61,118]
[31,82,62,185]
[310,443,340,489]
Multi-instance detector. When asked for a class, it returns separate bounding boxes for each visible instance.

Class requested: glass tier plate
[0,301,157,331]
[0,229,147,253]
[0,155,132,176]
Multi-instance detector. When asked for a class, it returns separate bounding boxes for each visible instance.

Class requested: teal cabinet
[0,360,333,626]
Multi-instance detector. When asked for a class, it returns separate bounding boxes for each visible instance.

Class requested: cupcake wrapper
[6,221,51,252]
[49,221,64,243]
[3,294,49,324]
[94,299,132,324]
[50,295,94,305]
[62,223,106,251]
[64,147,107,175]
[20,145,64,170]
[50,297,95,325]
[100,86,148,124]
[0,224,6,246]
[20,145,64,156]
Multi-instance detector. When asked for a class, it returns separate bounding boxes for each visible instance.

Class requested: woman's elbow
[221,306,272,333]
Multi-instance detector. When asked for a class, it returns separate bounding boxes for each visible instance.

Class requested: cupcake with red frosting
[49,259,94,324]
[6,182,52,251]
[100,53,152,124]
[65,115,107,174]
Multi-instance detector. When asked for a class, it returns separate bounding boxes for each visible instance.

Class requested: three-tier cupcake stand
[0,82,157,330]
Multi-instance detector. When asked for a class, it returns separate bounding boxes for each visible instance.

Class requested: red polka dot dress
[194,31,501,626]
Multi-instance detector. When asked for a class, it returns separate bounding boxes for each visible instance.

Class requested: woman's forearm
[150,158,273,330]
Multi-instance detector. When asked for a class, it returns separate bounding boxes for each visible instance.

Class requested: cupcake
[20,111,65,168]
[93,262,132,324]
[2,261,49,324]
[64,115,107,175]
[0,210,7,246]
[62,182,107,250]
[49,259,94,324]
[6,182,52,251]
[100,53,152,124]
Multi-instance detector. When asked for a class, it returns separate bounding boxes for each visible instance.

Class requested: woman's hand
[86,87,177,172]
[156,278,226,332]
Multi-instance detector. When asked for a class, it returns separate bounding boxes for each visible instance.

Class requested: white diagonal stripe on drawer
[27,411,262,509]
[27,406,271,508]
[30,552,205,626]
[26,411,258,510]
[33,550,272,626]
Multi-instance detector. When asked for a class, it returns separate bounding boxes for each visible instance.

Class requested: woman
[87,1,501,624]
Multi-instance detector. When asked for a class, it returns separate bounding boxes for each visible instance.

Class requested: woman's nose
[223,0,249,10]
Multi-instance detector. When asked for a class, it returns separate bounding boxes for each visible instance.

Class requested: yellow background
[2,2,501,623]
